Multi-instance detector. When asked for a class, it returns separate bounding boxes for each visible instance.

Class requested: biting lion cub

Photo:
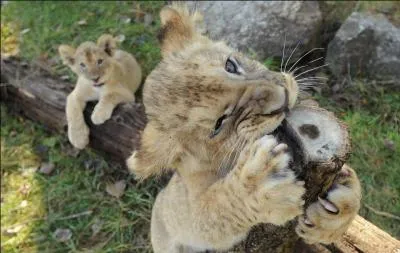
[127,4,361,252]
[59,34,142,149]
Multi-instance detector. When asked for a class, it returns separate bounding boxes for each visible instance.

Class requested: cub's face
[58,34,116,86]
[132,5,299,178]
[71,42,110,84]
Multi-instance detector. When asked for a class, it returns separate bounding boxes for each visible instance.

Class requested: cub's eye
[225,57,238,74]
[210,115,227,138]
[80,62,86,68]
[97,59,103,65]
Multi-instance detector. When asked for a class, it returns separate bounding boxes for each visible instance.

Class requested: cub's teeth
[318,196,339,214]
[303,217,314,227]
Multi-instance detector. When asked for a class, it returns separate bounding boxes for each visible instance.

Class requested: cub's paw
[296,165,361,244]
[237,135,305,225]
[68,124,89,149]
[91,106,113,125]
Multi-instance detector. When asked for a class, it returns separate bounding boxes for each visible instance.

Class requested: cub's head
[58,34,117,86]
[129,4,299,179]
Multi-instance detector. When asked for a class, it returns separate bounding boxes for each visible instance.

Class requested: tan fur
[59,34,142,149]
[127,5,361,252]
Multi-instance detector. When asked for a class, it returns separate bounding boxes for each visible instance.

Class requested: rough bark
[333,215,400,253]
[1,59,399,253]
[0,59,146,162]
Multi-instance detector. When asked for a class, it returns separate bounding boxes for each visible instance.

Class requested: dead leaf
[106,180,126,198]
[3,225,24,237]
[77,19,87,26]
[39,162,55,175]
[21,166,38,177]
[53,228,72,242]
[122,17,131,24]
[20,28,30,35]
[60,75,70,81]
[18,183,31,195]
[144,13,153,27]
[383,138,396,151]
[20,200,28,208]
[91,218,103,237]
[115,34,125,43]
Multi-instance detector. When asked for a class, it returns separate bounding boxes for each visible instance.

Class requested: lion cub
[127,4,361,253]
[59,34,142,149]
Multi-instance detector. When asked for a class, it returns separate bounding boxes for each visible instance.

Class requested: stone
[187,1,322,60]
[326,12,400,81]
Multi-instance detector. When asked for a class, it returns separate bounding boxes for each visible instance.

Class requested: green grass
[1,2,399,253]
[1,104,160,252]
[1,1,164,80]
[345,110,399,233]
[1,2,164,252]
[315,83,400,237]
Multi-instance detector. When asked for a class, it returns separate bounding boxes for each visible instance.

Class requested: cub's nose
[92,77,100,83]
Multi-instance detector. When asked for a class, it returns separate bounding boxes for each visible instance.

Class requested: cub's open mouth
[93,82,105,87]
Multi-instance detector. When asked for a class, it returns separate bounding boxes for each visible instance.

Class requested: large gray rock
[187,1,322,59]
[326,12,400,81]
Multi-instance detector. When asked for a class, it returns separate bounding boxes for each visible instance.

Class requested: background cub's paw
[239,135,305,225]
[68,125,89,149]
[296,165,361,244]
[91,107,113,125]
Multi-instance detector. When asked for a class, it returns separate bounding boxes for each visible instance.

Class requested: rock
[187,1,322,59]
[326,12,400,82]
[53,228,72,242]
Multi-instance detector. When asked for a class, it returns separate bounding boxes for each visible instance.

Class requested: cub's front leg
[91,91,134,125]
[296,164,361,244]
[66,90,90,149]
[190,135,305,250]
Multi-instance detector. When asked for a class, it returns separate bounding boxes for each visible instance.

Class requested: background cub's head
[131,4,299,179]
[58,34,117,85]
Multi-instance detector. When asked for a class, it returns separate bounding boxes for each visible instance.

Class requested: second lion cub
[59,34,142,149]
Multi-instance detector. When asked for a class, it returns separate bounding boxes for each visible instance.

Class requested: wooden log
[0,59,146,162]
[1,59,399,253]
[334,215,400,253]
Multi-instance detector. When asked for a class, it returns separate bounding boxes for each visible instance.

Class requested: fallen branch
[364,203,400,221]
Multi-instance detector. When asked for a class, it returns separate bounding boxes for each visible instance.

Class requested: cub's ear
[58,45,76,66]
[126,121,180,180]
[97,34,117,57]
[158,4,203,57]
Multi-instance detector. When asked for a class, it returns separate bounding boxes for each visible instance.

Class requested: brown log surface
[335,215,400,253]
[0,59,146,162]
[1,59,399,253]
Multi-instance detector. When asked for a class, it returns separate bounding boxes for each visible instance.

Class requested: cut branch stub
[280,100,351,203]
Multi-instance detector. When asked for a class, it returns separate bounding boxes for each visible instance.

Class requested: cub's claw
[317,196,339,214]
[296,165,361,244]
